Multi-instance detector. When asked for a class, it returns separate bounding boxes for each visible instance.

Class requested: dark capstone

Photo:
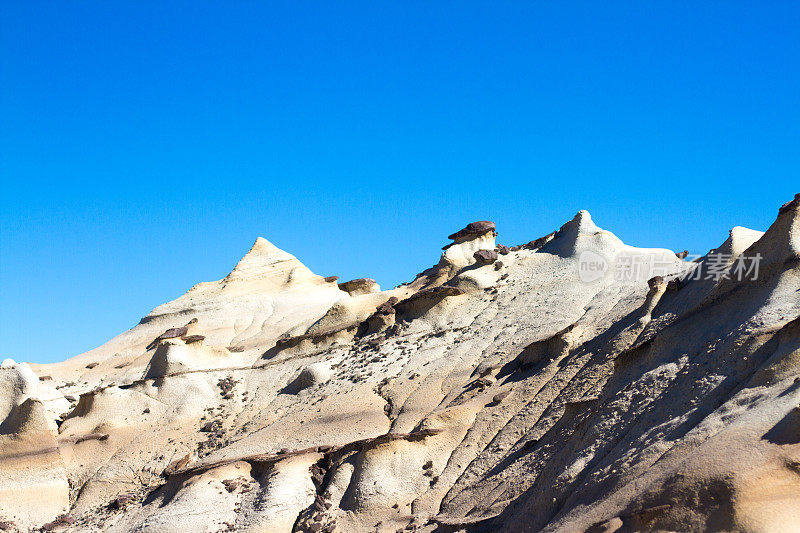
[338,278,377,294]
[182,334,205,343]
[494,261,504,271]
[473,249,498,265]
[647,276,665,289]
[323,276,339,283]
[85,362,99,369]
[675,250,689,259]
[160,326,189,340]
[496,244,510,255]
[448,221,496,241]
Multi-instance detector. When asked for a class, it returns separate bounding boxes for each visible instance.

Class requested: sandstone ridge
[3,198,799,532]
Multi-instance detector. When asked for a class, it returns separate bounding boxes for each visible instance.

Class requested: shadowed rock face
[6,195,800,532]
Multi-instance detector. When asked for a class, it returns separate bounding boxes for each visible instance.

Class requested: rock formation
[1,198,799,532]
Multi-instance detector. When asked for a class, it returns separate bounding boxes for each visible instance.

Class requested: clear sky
[1,2,798,364]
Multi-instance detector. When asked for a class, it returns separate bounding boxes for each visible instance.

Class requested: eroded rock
[287,363,333,393]
[8,197,800,533]
[473,249,499,265]
[338,278,380,296]
[447,221,496,242]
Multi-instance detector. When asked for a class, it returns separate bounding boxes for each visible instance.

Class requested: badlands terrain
[1,194,799,532]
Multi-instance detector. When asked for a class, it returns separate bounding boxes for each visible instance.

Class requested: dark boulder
[338,278,378,295]
[492,390,511,404]
[447,221,496,242]
[159,326,188,340]
[147,318,198,349]
[473,249,499,265]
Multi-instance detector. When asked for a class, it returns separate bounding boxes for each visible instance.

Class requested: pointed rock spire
[712,226,764,259]
[225,237,308,283]
[541,210,623,258]
[734,192,800,276]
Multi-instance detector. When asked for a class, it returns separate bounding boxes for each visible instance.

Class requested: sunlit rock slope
[2,195,799,532]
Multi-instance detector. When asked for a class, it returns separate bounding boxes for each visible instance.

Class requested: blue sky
[1,2,798,364]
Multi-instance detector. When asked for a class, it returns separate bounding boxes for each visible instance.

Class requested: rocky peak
[7,198,800,533]
[225,237,310,284]
[540,210,623,258]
